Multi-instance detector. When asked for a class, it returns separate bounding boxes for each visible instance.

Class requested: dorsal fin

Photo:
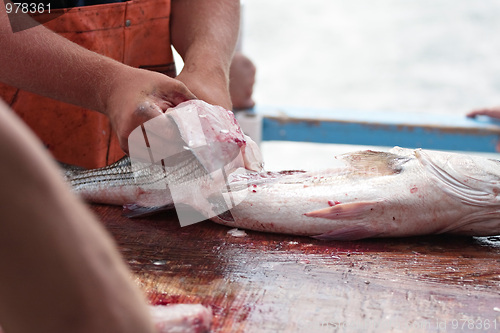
[340,150,411,176]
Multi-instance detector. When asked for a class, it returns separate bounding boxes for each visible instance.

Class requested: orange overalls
[0,0,175,168]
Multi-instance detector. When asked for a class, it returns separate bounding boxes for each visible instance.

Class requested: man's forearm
[171,0,240,81]
[0,5,124,113]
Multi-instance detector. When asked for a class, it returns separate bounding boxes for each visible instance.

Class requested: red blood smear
[410,187,418,194]
[233,138,245,147]
[328,201,341,206]
[150,294,182,306]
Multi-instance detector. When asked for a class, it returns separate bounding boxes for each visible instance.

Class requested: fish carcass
[65,145,500,240]
[62,100,500,240]
[212,147,500,240]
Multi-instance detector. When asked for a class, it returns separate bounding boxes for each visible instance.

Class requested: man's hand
[175,66,232,111]
[104,67,197,153]
[171,0,239,111]
[467,106,500,152]
[467,106,500,120]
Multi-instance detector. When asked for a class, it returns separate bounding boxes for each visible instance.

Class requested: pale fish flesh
[64,99,263,213]
[150,304,212,333]
[64,147,500,240]
[127,99,263,174]
[125,99,264,221]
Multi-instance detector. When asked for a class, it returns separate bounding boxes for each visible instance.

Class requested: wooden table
[91,204,500,333]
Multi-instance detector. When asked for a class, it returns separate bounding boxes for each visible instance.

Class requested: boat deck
[91,204,500,333]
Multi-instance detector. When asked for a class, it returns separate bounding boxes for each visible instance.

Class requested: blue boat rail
[240,105,500,153]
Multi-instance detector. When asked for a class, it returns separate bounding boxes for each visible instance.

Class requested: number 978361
[5,2,51,14]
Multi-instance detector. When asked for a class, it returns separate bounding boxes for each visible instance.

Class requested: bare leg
[0,99,156,333]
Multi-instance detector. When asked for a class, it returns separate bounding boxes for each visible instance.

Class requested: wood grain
[91,204,500,332]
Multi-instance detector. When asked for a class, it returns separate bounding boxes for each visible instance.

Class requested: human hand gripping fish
[125,99,263,224]
[64,101,500,240]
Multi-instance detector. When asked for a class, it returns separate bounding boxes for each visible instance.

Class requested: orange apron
[0,0,175,168]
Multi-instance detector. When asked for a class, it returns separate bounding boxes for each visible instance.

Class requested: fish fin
[304,201,381,220]
[312,226,381,241]
[123,203,175,218]
[340,150,410,176]
[416,150,500,206]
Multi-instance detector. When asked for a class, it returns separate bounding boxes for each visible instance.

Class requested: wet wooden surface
[91,204,500,333]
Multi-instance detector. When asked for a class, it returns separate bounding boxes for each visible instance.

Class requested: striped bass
[64,146,500,240]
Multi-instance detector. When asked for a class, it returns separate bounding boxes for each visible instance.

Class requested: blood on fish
[233,138,245,147]
[150,294,182,306]
[327,200,341,206]
[410,186,418,194]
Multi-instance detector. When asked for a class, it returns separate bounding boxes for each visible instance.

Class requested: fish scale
[62,152,207,207]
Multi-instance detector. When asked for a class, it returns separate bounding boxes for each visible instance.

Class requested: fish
[64,146,500,240]
[213,147,500,240]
